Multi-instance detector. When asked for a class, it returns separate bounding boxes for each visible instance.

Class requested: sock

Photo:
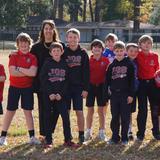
[86,128,91,132]
[1,131,7,137]
[128,124,132,133]
[79,131,84,137]
[28,130,35,138]
[99,129,105,132]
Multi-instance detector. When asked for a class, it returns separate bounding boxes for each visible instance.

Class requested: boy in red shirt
[136,35,160,140]
[0,64,6,114]
[85,39,110,141]
[0,33,40,145]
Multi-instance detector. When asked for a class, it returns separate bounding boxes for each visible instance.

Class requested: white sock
[128,124,132,133]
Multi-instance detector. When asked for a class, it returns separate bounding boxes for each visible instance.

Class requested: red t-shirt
[136,50,159,80]
[90,55,110,85]
[9,50,37,88]
[0,64,6,102]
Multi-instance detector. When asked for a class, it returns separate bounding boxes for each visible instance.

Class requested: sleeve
[155,54,159,71]
[103,65,112,102]
[82,51,90,91]
[39,63,54,95]
[102,49,107,57]
[0,65,6,77]
[105,58,110,70]
[128,62,135,97]
[8,55,16,67]
[31,55,38,67]
[59,65,69,98]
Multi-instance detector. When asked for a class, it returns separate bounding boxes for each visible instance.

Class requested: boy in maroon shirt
[0,64,6,115]
[136,35,160,140]
[0,33,40,145]
[85,39,110,141]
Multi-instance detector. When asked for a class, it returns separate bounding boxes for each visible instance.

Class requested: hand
[105,101,109,106]
[127,96,133,104]
[49,94,56,101]
[55,94,62,101]
[81,91,88,98]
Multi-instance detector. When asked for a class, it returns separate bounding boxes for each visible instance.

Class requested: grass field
[0,50,160,160]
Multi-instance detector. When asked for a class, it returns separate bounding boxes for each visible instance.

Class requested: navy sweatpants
[137,79,160,137]
[43,94,71,144]
[110,92,131,142]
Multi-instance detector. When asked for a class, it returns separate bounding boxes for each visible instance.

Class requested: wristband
[16,67,20,71]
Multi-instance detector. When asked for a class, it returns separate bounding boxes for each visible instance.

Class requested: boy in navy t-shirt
[103,33,118,63]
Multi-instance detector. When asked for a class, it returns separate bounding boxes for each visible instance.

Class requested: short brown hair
[138,35,153,45]
[90,39,104,50]
[66,28,80,37]
[49,42,63,53]
[105,33,118,42]
[16,32,33,49]
[113,41,125,50]
[126,43,138,51]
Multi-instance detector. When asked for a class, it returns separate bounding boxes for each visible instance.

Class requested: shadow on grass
[0,138,160,160]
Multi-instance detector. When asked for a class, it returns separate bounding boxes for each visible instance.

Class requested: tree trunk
[83,0,87,22]
[89,0,94,21]
[52,0,58,19]
[58,0,64,20]
[133,0,140,41]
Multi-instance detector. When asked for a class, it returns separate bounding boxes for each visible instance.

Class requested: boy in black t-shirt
[105,41,135,145]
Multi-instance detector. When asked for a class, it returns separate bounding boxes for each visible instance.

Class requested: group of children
[0,27,160,148]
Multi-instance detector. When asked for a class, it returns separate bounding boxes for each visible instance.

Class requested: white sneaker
[98,130,107,141]
[84,129,92,141]
[29,136,41,145]
[0,136,7,146]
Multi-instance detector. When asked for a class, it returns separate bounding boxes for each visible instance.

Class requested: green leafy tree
[102,0,133,21]
[150,0,160,25]
[0,0,29,28]
[65,0,82,22]
[0,0,52,28]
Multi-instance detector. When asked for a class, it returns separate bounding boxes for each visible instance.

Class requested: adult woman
[31,19,65,139]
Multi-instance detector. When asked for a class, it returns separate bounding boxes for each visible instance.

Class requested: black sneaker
[107,139,119,145]
[136,135,144,141]
[78,135,85,145]
[121,140,128,146]
[128,132,134,141]
[153,134,160,140]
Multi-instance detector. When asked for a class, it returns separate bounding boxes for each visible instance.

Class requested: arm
[8,54,25,77]
[103,65,112,102]
[18,66,37,77]
[0,76,6,82]
[0,65,6,82]
[155,54,159,71]
[82,51,90,92]
[39,63,55,95]
[128,62,135,98]
[9,66,26,77]
[18,54,38,77]
[58,65,69,98]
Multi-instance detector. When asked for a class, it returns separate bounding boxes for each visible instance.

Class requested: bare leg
[2,110,16,131]
[76,111,84,131]
[23,109,34,130]
[98,107,106,130]
[86,107,94,129]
